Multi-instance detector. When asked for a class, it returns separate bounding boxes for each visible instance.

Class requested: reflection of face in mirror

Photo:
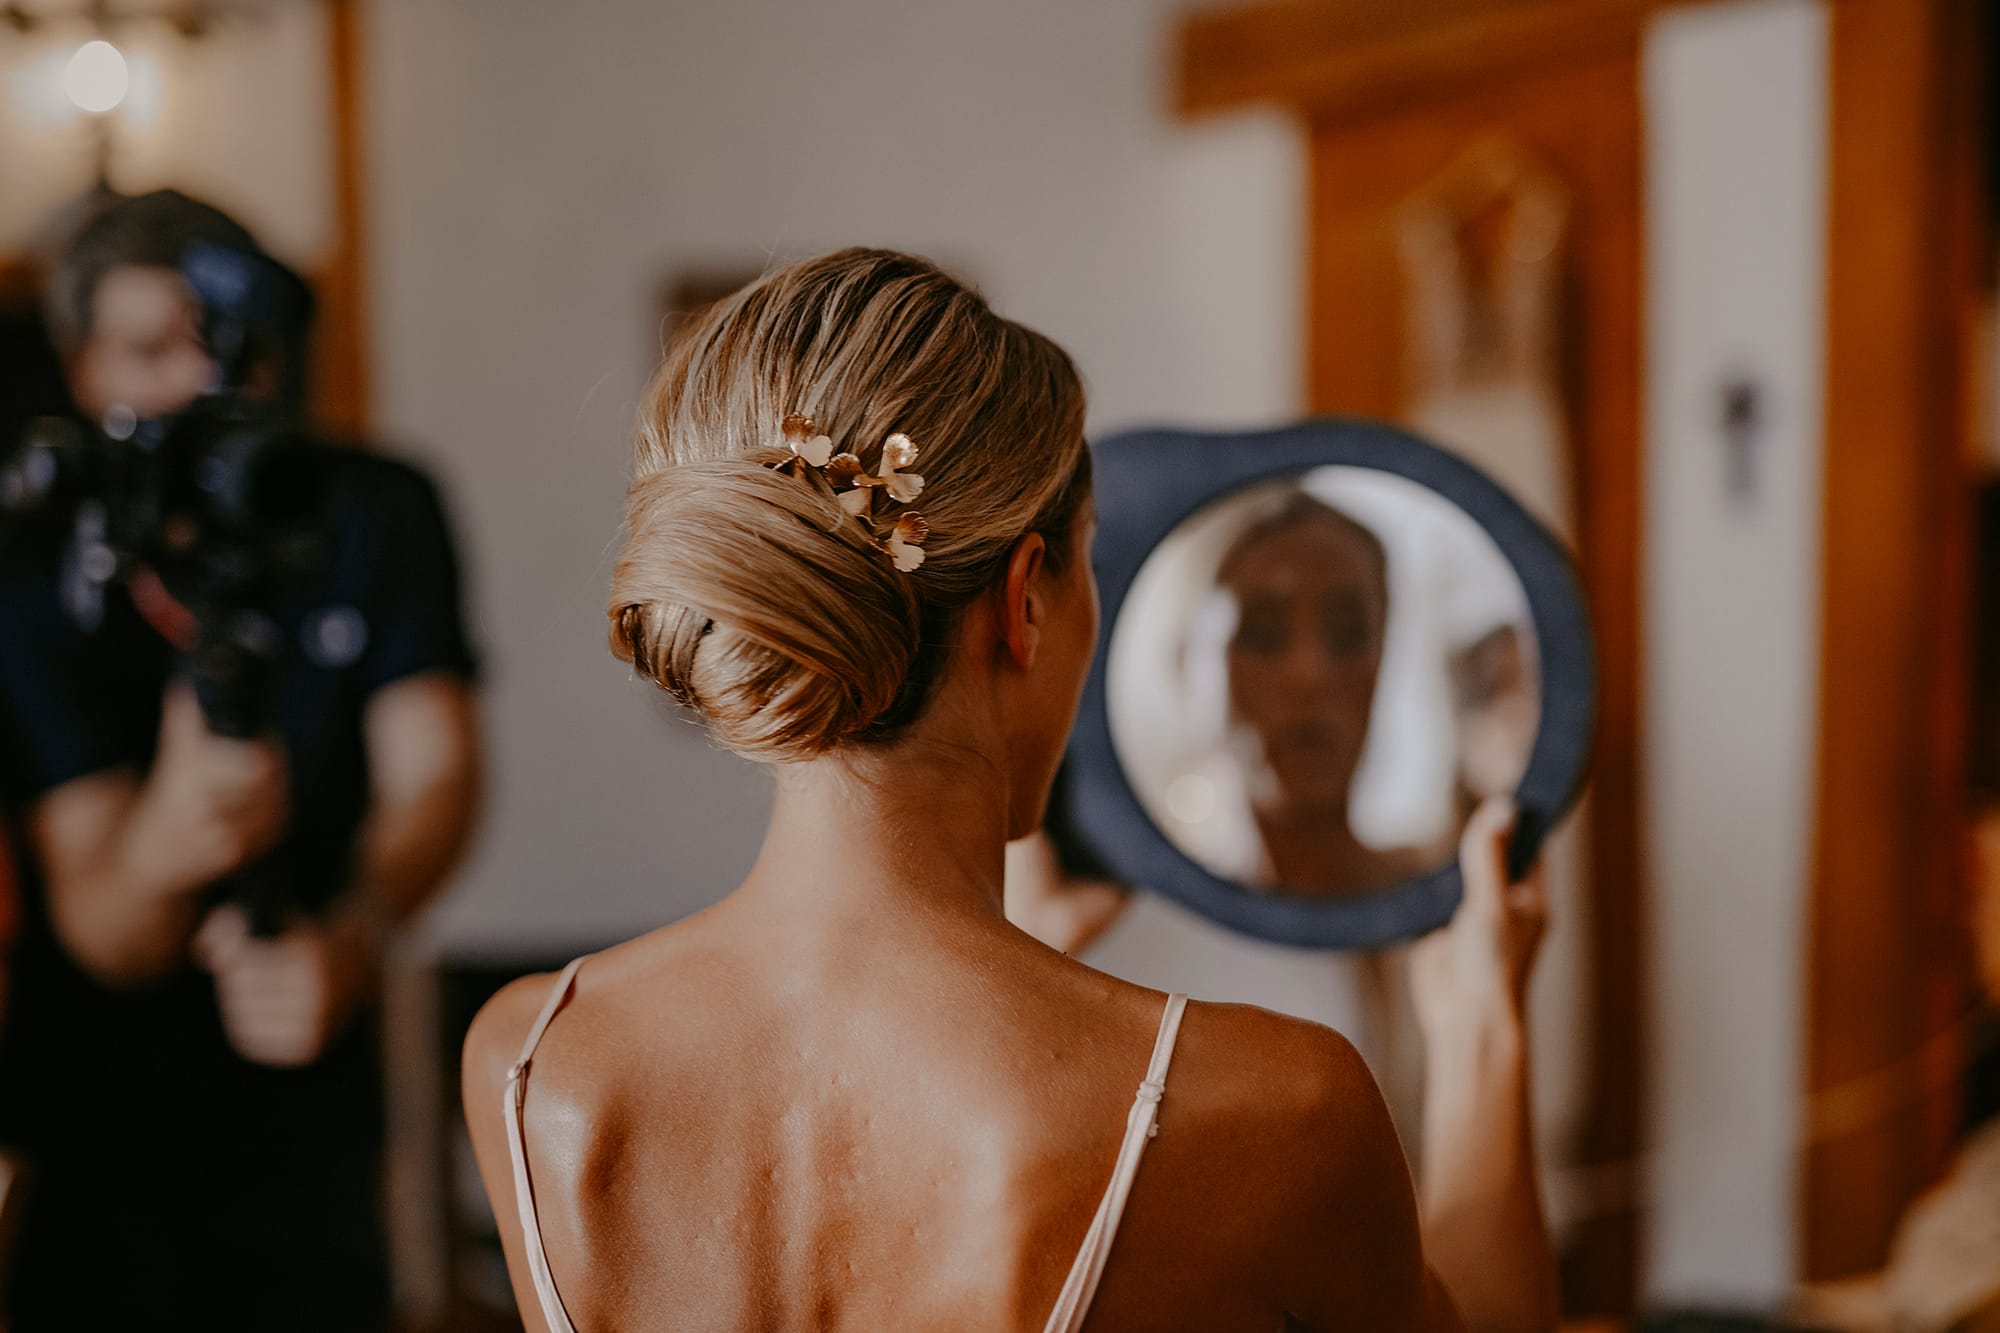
[1109,468,1538,899]
[1217,499,1403,890]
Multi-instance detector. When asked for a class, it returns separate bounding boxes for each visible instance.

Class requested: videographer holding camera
[0,191,482,1331]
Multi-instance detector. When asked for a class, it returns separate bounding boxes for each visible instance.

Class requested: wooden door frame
[314,0,370,437]
[1803,0,1985,1280]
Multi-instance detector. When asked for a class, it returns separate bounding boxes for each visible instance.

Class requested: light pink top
[503,957,1190,1332]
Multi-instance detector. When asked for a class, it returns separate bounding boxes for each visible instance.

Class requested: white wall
[1641,0,1827,1306]
[0,4,331,261]
[364,0,1304,955]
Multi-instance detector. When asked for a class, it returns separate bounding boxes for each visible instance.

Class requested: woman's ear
[1000,532,1050,671]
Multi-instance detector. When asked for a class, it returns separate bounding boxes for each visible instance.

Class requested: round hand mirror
[1063,420,1595,950]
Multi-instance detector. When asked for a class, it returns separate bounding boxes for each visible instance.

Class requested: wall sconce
[1,1,271,185]
[62,38,128,112]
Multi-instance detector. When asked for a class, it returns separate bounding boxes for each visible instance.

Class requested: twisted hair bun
[609,456,921,761]
[610,248,1089,762]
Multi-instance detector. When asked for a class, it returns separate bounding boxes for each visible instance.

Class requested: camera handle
[214,855,291,940]
[188,608,291,939]
[190,606,282,742]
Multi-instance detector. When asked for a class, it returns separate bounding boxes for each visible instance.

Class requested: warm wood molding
[1177,0,1656,122]
[0,259,39,302]
[312,0,370,437]
[1804,0,1985,1280]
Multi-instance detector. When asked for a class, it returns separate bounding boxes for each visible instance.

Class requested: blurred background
[1,0,1995,1330]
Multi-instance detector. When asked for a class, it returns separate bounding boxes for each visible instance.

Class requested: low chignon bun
[609,248,1089,763]
[608,454,921,762]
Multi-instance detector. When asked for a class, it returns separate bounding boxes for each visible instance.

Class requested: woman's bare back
[463,897,1436,1331]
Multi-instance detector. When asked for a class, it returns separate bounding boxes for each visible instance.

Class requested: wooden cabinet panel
[1806,0,1984,1281]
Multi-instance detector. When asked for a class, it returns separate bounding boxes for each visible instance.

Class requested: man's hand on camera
[193,902,382,1068]
[28,686,294,988]
[137,684,290,892]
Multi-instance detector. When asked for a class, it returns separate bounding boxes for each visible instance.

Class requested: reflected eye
[1317,589,1376,658]
[1322,606,1370,657]
[1232,608,1287,655]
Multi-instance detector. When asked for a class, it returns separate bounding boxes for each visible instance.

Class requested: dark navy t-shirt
[0,447,478,1177]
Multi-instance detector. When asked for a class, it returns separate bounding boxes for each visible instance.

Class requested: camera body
[2,398,330,738]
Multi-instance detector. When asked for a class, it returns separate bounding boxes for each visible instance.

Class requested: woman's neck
[738,739,1017,930]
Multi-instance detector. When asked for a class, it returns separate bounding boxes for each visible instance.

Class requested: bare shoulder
[1176,999,1383,1133]
[1149,996,1398,1218]
[461,967,577,1147]
[1168,999,1430,1324]
[460,927,709,1120]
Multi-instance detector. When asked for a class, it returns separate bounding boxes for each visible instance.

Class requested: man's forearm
[312,768,476,1005]
[346,676,482,929]
[334,775,477,946]
[40,775,223,986]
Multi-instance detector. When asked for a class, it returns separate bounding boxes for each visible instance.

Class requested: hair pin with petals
[770,413,929,572]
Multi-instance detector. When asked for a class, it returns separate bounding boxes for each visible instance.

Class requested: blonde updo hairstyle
[609,248,1091,762]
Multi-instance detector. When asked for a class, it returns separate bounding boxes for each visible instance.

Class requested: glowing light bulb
[63,40,129,114]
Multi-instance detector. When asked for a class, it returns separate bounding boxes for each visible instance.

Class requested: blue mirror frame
[1064,419,1597,950]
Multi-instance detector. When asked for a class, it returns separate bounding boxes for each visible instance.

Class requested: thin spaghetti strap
[503,957,588,1333]
[1042,993,1190,1333]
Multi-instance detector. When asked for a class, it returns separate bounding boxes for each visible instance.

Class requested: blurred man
[0,191,481,1332]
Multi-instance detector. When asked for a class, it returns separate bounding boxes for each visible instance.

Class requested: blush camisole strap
[501,957,1190,1333]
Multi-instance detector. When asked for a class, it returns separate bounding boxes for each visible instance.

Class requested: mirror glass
[1106,467,1538,899]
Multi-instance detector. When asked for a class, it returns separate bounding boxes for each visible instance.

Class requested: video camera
[0,242,329,740]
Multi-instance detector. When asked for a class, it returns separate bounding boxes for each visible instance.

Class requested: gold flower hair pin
[771,413,929,571]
